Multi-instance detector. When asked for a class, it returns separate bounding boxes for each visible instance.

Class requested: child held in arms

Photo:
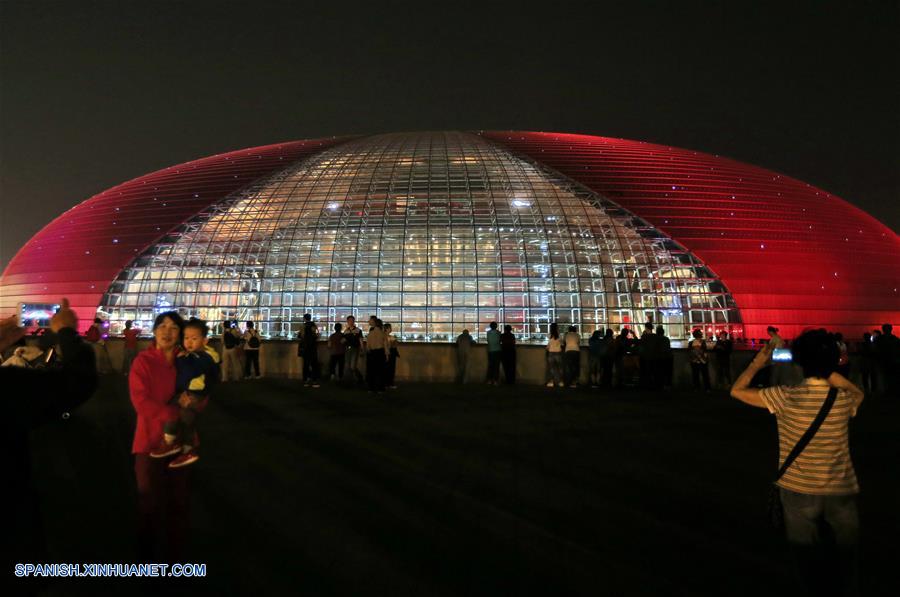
[151,317,220,468]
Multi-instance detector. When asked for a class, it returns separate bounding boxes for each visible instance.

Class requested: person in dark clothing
[5,298,98,571]
[242,320,261,379]
[342,316,364,383]
[872,323,898,395]
[688,329,711,392]
[613,328,632,387]
[485,321,502,385]
[500,325,517,384]
[298,313,320,388]
[365,318,387,393]
[122,319,140,375]
[600,328,615,388]
[563,325,582,387]
[588,329,604,388]
[858,332,874,394]
[328,323,346,381]
[638,322,656,389]
[455,329,475,383]
[384,323,399,389]
[655,325,673,389]
[714,331,734,388]
[85,316,112,373]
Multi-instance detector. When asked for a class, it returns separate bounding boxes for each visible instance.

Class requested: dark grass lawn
[27,377,899,596]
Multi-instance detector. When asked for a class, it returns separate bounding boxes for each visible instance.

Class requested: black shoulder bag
[768,386,838,530]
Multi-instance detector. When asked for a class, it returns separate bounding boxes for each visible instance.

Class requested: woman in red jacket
[129,311,195,562]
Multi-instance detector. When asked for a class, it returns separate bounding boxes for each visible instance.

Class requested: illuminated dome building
[2,131,898,342]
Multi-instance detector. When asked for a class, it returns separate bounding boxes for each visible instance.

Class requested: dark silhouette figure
[613,328,633,387]
[638,322,656,389]
[688,329,711,392]
[873,323,899,395]
[6,301,97,571]
[655,325,672,389]
[858,332,874,394]
[714,331,734,388]
[298,313,320,387]
[600,328,615,388]
[500,325,517,384]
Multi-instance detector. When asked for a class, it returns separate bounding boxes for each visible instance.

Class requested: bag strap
[775,386,838,482]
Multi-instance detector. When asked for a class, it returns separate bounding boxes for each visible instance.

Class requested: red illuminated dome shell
[483,131,899,339]
[2,131,897,339]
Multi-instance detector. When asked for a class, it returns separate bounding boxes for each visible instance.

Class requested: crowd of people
[12,312,898,396]
[209,316,898,396]
[2,297,896,594]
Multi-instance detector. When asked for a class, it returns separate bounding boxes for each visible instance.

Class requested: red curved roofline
[1,138,351,331]
[483,131,900,338]
[3,131,898,338]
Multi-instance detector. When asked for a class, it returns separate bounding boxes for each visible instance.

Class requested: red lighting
[0,138,352,332]
[3,132,898,339]
[483,131,900,339]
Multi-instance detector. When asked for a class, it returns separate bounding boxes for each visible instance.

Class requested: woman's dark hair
[152,311,185,332]
[656,325,665,336]
[791,328,839,379]
[605,328,614,338]
[549,323,559,339]
[334,322,342,332]
[692,329,703,339]
[504,325,512,333]
[246,321,255,329]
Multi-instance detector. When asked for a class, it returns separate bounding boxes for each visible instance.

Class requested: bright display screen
[772,348,793,362]
[19,303,59,328]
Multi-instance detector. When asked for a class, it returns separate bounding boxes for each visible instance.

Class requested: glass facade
[98,132,740,342]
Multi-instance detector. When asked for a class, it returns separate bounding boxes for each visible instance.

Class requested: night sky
[1,1,897,272]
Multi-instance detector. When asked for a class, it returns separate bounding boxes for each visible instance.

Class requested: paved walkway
[29,379,898,595]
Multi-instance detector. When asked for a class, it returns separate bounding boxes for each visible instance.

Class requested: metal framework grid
[0,138,349,330]
[486,132,900,339]
[97,132,739,342]
[4,131,896,341]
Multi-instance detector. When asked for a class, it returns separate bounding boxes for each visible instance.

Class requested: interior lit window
[99,132,741,342]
